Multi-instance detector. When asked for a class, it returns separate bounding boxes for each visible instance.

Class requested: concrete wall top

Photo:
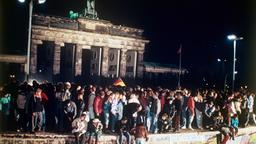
[1,127,256,144]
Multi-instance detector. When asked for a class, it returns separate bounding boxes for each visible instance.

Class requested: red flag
[113,78,126,87]
[177,45,182,54]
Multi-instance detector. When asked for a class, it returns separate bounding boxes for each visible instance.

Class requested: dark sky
[1,0,252,87]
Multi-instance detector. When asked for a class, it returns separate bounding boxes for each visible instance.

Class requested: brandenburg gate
[30,14,149,82]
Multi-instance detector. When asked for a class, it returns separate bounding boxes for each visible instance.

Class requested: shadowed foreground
[1,126,256,144]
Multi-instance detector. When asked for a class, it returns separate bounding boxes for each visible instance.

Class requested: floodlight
[38,0,46,4]
[227,34,237,40]
[18,0,25,3]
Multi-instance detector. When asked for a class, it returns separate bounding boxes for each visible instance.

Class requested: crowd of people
[0,78,256,144]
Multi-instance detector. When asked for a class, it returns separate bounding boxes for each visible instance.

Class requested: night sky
[0,0,254,88]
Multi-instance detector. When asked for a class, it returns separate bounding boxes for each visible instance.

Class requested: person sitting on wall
[230,114,239,140]
[217,122,234,144]
[115,117,132,144]
[212,111,224,131]
[131,122,149,144]
[158,113,170,133]
[87,118,103,144]
[72,112,90,144]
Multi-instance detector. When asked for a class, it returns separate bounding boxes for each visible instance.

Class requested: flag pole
[178,44,182,89]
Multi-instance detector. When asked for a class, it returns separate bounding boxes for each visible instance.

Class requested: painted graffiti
[0,137,117,144]
[0,138,76,144]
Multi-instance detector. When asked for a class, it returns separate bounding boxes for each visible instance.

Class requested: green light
[69,10,78,20]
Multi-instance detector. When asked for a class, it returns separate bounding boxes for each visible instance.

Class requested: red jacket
[41,92,48,102]
[93,96,104,115]
[139,96,149,109]
[187,96,195,114]
[159,95,165,111]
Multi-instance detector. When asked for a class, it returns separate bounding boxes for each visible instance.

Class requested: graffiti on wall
[0,138,75,144]
[0,137,117,144]
[148,132,217,144]
[226,133,256,144]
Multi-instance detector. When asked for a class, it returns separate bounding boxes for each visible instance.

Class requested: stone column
[101,47,109,77]
[53,41,64,75]
[98,47,102,76]
[133,51,138,78]
[30,39,42,74]
[75,44,83,76]
[136,50,144,78]
[116,49,121,77]
[119,49,127,77]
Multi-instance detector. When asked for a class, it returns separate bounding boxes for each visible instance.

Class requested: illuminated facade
[30,14,149,81]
